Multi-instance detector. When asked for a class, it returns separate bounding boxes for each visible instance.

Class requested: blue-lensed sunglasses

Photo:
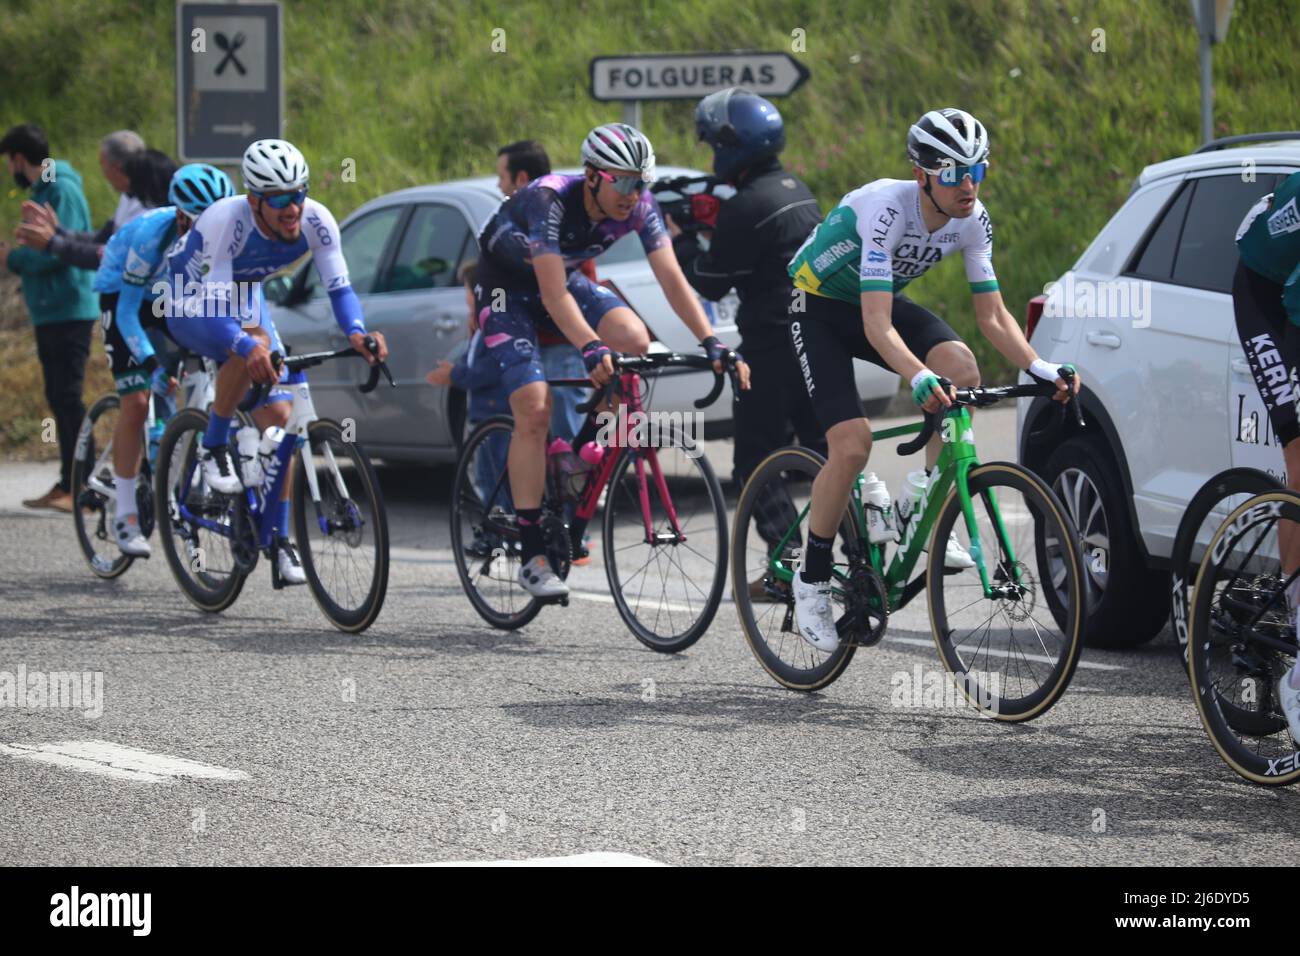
[936,163,988,186]
[254,187,308,209]
[596,169,650,196]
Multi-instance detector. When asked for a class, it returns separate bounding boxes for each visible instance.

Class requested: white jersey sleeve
[302,199,351,293]
[848,186,907,293]
[961,201,999,293]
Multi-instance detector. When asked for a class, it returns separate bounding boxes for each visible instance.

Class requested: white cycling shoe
[518,555,569,599]
[926,531,975,570]
[114,513,151,558]
[200,444,243,495]
[1278,671,1300,746]
[276,537,307,585]
[793,573,840,652]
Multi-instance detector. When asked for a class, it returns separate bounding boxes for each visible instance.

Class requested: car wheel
[1042,436,1169,648]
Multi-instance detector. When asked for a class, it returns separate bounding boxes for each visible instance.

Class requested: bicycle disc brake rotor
[995,560,1037,623]
[843,564,888,646]
[326,496,364,548]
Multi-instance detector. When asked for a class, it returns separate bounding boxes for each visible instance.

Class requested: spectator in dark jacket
[0,123,100,512]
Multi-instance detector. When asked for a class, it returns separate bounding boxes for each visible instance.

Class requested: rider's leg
[208,326,268,448]
[112,390,149,480]
[508,380,550,553]
[594,307,651,355]
[921,340,980,469]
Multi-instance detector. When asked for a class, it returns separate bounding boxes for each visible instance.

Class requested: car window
[383,204,472,293]
[307,205,404,299]
[595,232,645,266]
[1127,182,1193,280]
[1171,173,1283,292]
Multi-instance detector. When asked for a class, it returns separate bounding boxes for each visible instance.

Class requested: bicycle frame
[764,404,1023,609]
[175,371,351,552]
[570,371,684,545]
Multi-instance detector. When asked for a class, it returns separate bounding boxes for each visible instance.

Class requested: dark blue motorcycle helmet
[695,87,785,182]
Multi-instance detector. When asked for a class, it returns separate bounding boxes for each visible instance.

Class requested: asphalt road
[1,407,1295,866]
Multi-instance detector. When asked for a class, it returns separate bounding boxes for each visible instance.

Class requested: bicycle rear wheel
[292,418,390,633]
[71,393,136,579]
[450,416,542,630]
[1189,490,1300,786]
[1170,468,1279,671]
[154,408,247,612]
[928,462,1085,721]
[602,428,728,653]
[731,447,858,690]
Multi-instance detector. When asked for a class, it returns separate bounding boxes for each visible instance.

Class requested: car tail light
[1025,294,1046,341]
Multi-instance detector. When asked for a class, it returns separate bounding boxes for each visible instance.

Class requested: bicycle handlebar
[573,351,740,416]
[896,367,1084,457]
[237,335,395,412]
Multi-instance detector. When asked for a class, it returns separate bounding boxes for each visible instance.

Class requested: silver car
[266,167,898,464]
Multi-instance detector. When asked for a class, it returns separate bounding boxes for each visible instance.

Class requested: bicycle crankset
[230,499,259,573]
[542,511,572,581]
[840,564,889,647]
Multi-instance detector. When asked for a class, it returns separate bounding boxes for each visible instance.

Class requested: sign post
[176,1,283,163]
[591,51,810,126]
[1190,0,1235,144]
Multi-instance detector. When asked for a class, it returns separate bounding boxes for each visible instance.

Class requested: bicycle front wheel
[731,447,858,691]
[71,393,135,579]
[928,461,1085,721]
[602,428,727,653]
[1189,490,1300,786]
[292,418,390,633]
[154,407,247,612]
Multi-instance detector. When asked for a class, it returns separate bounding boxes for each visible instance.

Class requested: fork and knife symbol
[214,31,247,76]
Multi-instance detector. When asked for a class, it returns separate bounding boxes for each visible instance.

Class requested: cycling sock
[114,472,137,518]
[204,413,232,449]
[518,508,544,562]
[800,531,834,584]
[276,499,290,535]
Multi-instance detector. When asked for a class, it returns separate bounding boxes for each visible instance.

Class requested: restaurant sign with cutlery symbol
[177,3,282,162]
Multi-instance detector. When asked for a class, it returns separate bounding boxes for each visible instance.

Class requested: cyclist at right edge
[785,108,1079,652]
[1232,166,1300,741]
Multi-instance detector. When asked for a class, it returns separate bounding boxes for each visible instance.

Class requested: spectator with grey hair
[14,129,154,268]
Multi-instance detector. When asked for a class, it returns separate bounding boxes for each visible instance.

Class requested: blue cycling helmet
[695,87,785,182]
[169,163,234,217]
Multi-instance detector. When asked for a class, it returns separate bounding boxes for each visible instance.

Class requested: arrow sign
[213,122,255,136]
[590,51,810,101]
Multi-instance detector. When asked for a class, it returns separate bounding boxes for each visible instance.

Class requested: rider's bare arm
[533,253,600,349]
[647,245,713,343]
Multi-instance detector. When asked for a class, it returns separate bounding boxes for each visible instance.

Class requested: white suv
[1017,133,1300,648]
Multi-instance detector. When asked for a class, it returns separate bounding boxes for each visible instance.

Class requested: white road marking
[395,852,665,867]
[883,635,1124,671]
[0,740,248,784]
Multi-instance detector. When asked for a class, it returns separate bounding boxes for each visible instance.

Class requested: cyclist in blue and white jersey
[92,163,234,557]
[165,139,388,585]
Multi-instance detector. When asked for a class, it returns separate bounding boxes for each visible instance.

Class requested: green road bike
[731,373,1087,721]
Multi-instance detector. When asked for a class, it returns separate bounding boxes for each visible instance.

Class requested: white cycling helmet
[907,108,989,169]
[242,139,309,191]
[581,123,656,182]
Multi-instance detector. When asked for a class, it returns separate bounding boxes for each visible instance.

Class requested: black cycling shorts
[1233,259,1300,449]
[99,292,170,394]
[789,292,963,430]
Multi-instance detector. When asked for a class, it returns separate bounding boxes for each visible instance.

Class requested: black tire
[928,462,1086,721]
[731,447,859,691]
[601,427,728,653]
[1171,468,1280,671]
[1188,490,1300,786]
[154,407,248,613]
[1043,436,1168,648]
[450,416,543,630]
[292,418,390,633]
[71,393,134,579]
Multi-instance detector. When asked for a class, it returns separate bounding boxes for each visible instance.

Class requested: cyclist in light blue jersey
[92,163,233,557]
[164,139,388,585]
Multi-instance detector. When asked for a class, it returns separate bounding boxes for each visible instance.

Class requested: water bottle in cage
[547,437,598,501]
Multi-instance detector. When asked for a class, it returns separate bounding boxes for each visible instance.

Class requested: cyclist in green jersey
[1233,168,1300,740]
[785,108,1079,651]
